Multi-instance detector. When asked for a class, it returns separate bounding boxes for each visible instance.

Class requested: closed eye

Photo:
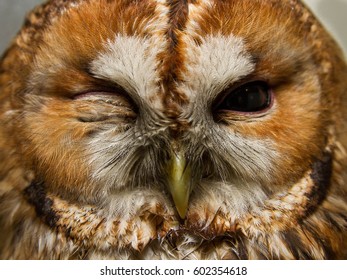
[74,86,139,114]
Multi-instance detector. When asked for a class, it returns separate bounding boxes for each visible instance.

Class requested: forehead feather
[17,0,322,54]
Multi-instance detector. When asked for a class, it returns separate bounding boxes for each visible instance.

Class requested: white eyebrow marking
[181,35,255,100]
[90,35,162,107]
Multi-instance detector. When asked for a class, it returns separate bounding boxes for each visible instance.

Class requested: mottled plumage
[0,0,347,259]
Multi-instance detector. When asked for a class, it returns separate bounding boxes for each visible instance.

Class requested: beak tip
[177,207,188,220]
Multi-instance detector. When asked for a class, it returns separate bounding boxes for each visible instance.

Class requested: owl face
[1,0,347,259]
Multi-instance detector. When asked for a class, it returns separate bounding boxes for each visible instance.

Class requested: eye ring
[214,81,273,115]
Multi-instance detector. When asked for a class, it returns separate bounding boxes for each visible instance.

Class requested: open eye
[216,81,272,113]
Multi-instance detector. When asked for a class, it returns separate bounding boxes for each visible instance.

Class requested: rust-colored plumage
[0,0,347,259]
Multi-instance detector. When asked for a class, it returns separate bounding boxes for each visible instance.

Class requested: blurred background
[0,0,346,55]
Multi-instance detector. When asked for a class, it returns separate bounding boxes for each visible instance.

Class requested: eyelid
[73,80,132,98]
[72,78,131,98]
[73,87,139,113]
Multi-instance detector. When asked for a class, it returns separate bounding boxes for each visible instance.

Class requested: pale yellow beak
[166,149,192,219]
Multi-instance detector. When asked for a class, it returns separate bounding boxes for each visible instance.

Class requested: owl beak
[166,149,192,219]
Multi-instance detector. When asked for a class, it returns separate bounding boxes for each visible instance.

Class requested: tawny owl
[0,0,346,260]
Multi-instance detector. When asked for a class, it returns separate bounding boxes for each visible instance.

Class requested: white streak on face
[181,35,255,100]
[90,35,162,109]
[199,35,254,91]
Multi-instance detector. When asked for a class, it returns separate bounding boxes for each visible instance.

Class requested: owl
[0,0,347,260]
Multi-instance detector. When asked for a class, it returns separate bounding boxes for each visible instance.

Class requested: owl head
[1,0,347,259]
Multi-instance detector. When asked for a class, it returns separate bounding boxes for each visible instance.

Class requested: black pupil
[219,82,270,112]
